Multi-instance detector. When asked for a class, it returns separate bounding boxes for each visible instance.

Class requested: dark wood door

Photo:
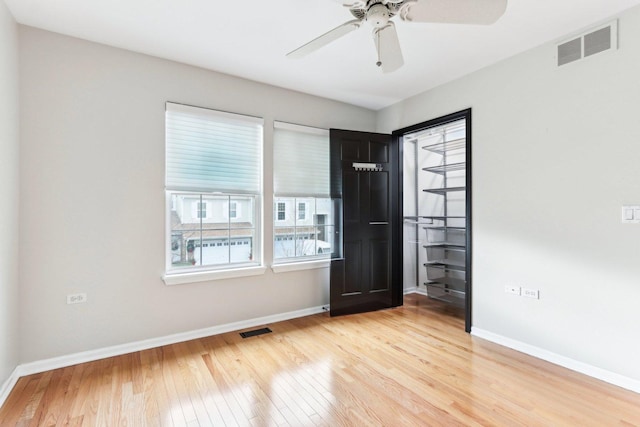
[329,129,402,316]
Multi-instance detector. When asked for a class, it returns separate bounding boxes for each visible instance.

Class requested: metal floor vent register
[239,327,273,338]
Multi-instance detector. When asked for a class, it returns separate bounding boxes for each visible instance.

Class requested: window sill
[163,265,267,286]
[271,259,331,274]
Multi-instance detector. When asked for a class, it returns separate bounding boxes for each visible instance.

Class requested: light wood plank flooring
[1,294,638,426]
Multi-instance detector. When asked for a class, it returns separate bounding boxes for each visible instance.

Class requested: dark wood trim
[392,109,471,137]
[392,108,473,332]
[464,110,472,333]
[391,132,404,307]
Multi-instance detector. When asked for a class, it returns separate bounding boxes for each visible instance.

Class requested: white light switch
[622,205,640,223]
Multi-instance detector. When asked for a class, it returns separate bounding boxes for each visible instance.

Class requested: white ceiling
[6,0,640,110]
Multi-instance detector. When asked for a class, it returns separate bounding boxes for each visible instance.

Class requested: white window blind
[273,122,330,197]
[166,102,263,194]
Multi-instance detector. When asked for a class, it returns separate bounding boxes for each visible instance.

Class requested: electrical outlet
[522,288,539,299]
[505,285,521,295]
[67,293,87,304]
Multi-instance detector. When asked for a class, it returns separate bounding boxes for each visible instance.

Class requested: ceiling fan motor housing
[366,3,391,28]
[349,1,404,23]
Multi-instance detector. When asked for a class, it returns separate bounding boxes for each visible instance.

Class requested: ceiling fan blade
[335,0,366,8]
[287,19,362,58]
[399,0,507,25]
[335,0,401,7]
[373,22,404,73]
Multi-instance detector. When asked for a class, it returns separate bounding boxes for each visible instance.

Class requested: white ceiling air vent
[557,20,618,67]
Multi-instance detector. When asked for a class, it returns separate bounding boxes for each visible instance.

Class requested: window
[196,202,207,219]
[273,122,335,261]
[276,202,286,221]
[165,102,263,274]
[222,201,241,219]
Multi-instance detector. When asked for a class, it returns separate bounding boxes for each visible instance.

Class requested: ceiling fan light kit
[287,0,507,73]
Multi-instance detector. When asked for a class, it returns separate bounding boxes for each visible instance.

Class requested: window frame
[222,201,241,220]
[272,121,332,267]
[196,201,207,219]
[164,102,264,284]
[297,202,306,220]
[276,202,286,221]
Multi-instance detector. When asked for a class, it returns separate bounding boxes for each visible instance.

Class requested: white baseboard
[471,328,640,394]
[10,305,325,390]
[404,287,428,296]
[403,286,417,295]
[0,367,20,409]
[6,306,637,410]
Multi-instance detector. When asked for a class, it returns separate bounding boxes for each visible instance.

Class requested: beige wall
[18,26,376,362]
[0,0,19,389]
[378,6,640,381]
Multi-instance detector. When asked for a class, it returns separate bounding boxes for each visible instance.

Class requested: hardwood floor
[1,294,638,426]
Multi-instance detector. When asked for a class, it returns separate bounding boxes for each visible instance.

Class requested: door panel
[370,239,390,292]
[341,139,361,161]
[369,141,389,163]
[329,129,402,316]
[369,172,389,223]
[343,241,362,294]
[343,172,360,223]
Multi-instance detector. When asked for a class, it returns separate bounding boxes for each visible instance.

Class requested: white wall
[18,26,376,363]
[0,0,19,388]
[378,6,640,381]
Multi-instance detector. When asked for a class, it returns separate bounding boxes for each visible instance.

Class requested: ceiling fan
[287,0,508,73]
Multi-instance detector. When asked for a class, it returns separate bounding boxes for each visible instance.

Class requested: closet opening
[393,109,472,332]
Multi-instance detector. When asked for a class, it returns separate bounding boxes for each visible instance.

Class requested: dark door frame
[392,108,473,332]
